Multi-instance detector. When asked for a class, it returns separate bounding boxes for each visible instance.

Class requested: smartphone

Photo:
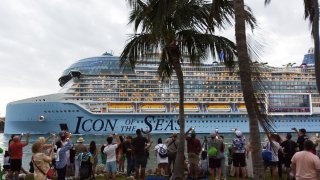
[316,133,319,137]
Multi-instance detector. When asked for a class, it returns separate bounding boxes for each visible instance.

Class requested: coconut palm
[234,0,265,179]
[121,0,256,179]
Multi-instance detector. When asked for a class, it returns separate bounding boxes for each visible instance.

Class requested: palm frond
[244,5,257,31]
[120,33,159,70]
[158,47,174,81]
[264,0,271,5]
[304,0,315,35]
[176,30,237,66]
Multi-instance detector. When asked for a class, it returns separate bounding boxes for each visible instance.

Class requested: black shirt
[281,139,297,157]
[123,141,132,158]
[132,136,148,158]
[297,135,308,151]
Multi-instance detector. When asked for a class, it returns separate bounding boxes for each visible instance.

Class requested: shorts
[135,156,147,168]
[209,158,221,169]
[106,161,117,173]
[3,165,10,170]
[265,161,278,167]
[232,153,246,167]
[188,153,200,166]
[283,156,293,168]
[10,159,22,172]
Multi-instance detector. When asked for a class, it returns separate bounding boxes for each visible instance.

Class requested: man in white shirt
[103,134,120,180]
[154,138,169,176]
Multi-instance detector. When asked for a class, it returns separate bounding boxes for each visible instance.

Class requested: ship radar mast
[102,51,113,56]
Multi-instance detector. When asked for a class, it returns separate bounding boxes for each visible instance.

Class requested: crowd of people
[1,127,320,180]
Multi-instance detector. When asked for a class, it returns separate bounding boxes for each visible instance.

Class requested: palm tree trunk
[313,0,320,93]
[234,0,264,179]
[167,44,185,180]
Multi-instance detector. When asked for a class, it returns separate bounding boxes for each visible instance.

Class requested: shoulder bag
[32,156,55,179]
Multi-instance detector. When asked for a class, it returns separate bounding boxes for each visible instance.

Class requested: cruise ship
[4,49,320,134]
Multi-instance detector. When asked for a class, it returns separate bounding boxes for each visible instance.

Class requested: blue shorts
[106,161,117,173]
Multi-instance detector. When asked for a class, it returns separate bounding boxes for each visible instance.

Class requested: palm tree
[234,0,265,179]
[265,0,320,92]
[121,0,256,179]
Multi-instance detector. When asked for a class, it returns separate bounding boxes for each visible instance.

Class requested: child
[3,150,10,173]
[199,150,209,178]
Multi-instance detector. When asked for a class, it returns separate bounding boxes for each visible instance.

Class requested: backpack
[79,152,92,179]
[208,146,218,157]
[262,142,272,163]
[158,144,168,158]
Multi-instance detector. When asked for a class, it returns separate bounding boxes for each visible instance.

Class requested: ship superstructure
[5,50,320,134]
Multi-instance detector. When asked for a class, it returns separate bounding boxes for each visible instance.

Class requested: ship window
[60,110,63,113]
[68,110,71,112]
[44,111,47,113]
[64,110,67,112]
[56,110,59,113]
[76,110,79,112]
[43,99,45,101]
[48,110,51,113]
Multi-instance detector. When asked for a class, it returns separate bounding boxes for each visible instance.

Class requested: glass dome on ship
[4,50,320,134]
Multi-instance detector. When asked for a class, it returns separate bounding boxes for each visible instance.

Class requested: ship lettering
[142,116,153,133]
[74,116,117,134]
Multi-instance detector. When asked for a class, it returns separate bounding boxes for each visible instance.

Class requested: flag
[219,51,224,62]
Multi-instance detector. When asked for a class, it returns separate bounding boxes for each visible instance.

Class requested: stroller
[78,152,94,180]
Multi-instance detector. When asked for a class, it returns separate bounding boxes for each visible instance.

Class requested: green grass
[23,173,288,180]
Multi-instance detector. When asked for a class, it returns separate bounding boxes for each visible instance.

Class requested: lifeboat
[176,104,199,112]
[238,103,247,112]
[141,104,166,112]
[108,103,133,112]
[207,103,231,112]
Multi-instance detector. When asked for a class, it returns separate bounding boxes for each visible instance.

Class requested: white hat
[77,137,85,143]
[235,130,242,137]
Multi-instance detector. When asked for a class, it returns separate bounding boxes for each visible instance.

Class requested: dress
[33,153,51,180]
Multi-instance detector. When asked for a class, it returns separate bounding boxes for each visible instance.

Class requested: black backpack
[158,144,168,158]
[79,152,92,179]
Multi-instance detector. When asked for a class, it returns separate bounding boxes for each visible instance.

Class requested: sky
[0,0,314,116]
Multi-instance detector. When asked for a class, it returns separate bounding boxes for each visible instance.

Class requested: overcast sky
[0,0,314,116]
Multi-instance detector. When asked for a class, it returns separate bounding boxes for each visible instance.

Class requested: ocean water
[0,132,297,171]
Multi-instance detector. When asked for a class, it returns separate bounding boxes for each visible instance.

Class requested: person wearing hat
[207,131,223,180]
[231,130,246,180]
[74,137,87,178]
[280,133,297,178]
[165,133,179,175]
[185,127,201,179]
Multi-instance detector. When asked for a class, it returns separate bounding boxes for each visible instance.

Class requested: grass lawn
[24,173,288,180]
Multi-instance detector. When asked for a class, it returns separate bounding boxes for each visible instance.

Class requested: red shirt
[186,136,201,155]
[9,141,27,159]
